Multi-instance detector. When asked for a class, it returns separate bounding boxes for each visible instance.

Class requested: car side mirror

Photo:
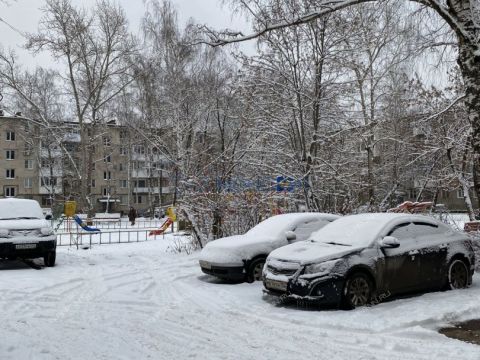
[380,236,400,249]
[285,231,297,241]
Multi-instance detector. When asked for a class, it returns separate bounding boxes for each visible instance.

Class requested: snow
[1,237,480,359]
[269,241,362,265]
[0,199,44,220]
[199,213,340,264]
[245,212,339,238]
[0,219,50,231]
[310,213,445,248]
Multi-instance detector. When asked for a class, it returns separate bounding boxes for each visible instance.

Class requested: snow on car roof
[246,212,339,238]
[0,198,44,220]
[310,213,439,247]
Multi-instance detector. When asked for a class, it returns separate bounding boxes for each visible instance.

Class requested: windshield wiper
[324,241,351,247]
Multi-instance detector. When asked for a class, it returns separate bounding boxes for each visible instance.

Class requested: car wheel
[247,257,266,283]
[343,272,372,309]
[44,251,56,267]
[448,259,469,289]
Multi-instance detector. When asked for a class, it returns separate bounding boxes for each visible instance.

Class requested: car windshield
[0,200,44,220]
[311,215,388,247]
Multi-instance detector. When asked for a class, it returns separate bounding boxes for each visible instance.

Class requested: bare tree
[202,0,480,205]
[26,0,136,214]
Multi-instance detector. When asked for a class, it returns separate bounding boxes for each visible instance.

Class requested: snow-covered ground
[1,235,479,360]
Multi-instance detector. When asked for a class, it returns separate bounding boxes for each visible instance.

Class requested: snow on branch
[419,94,466,123]
[200,0,377,47]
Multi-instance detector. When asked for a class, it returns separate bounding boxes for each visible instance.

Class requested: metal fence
[54,218,166,231]
[56,228,171,247]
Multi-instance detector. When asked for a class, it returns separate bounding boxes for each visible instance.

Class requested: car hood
[0,219,50,230]
[199,235,287,265]
[268,240,364,265]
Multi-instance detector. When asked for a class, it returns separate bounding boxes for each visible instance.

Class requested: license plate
[15,243,37,250]
[199,260,211,270]
[266,279,288,292]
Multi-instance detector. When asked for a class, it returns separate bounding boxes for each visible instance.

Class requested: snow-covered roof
[310,213,440,247]
[246,212,339,238]
[0,199,44,220]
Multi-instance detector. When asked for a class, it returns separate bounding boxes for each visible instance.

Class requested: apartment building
[0,112,173,215]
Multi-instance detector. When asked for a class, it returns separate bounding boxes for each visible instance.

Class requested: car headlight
[0,229,10,238]
[40,227,54,236]
[304,259,342,275]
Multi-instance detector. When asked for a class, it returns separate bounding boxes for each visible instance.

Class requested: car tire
[342,272,373,309]
[44,251,56,267]
[247,257,266,283]
[447,259,469,289]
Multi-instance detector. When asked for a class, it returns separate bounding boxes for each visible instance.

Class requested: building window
[6,150,15,160]
[6,131,15,141]
[119,163,124,171]
[103,137,111,147]
[137,180,146,188]
[120,180,127,188]
[41,177,57,187]
[133,161,145,170]
[6,169,15,179]
[104,155,111,163]
[457,188,464,199]
[136,195,142,204]
[24,178,33,189]
[41,196,52,206]
[133,145,145,155]
[120,147,127,156]
[103,171,111,180]
[4,186,15,197]
[91,179,96,188]
[41,158,51,168]
[25,159,34,169]
[102,188,109,196]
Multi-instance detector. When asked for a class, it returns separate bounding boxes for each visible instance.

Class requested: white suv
[0,198,57,267]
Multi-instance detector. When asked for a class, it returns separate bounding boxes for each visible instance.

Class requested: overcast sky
[0,0,252,69]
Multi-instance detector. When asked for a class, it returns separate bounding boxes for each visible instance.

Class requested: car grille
[10,229,40,237]
[267,264,299,276]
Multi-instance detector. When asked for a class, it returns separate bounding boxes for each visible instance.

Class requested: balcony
[133,186,174,194]
[39,185,63,195]
[131,169,170,178]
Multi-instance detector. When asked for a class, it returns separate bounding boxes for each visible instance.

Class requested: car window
[293,219,331,241]
[410,222,445,238]
[387,223,415,240]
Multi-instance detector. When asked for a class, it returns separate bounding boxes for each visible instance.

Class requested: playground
[52,201,180,247]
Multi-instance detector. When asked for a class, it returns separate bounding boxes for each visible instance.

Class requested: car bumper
[0,238,56,259]
[200,261,246,281]
[264,274,345,306]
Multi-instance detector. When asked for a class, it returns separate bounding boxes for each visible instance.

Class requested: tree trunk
[458,41,480,210]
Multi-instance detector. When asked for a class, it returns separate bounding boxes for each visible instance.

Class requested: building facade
[0,113,174,215]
